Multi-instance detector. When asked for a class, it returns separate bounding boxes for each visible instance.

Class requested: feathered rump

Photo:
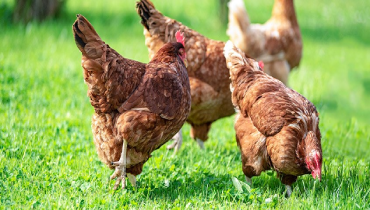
[73,15,146,113]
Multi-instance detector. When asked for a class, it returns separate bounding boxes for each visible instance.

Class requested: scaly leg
[285,185,293,198]
[127,173,137,188]
[166,129,183,153]
[245,176,252,185]
[110,140,127,190]
[196,138,205,150]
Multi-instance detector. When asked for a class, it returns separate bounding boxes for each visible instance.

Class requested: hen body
[73,15,191,189]
[227,0,302,84]
[224,41,322,197]
[136,0,235,150]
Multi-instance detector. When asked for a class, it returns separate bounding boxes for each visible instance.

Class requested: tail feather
[227,0,251,53]
[73,20,86,49]
[224,41,248,75]
[72,14,103,57]
[136,0,156,30]
[224,41,263,79]
[227,0,250,32]
[136,0,184,59]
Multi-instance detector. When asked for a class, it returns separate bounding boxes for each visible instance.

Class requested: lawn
[0,0,369,209]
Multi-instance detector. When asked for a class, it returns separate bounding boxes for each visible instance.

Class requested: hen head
[175,30,186,63]
[305,150,322,181]
[150,31,186,66]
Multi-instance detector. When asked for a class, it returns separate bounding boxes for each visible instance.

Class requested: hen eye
[178,48,185,55]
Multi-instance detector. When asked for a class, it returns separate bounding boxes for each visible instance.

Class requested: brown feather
[136,0,234,142]
[225,41,322,187]
[73,15,191,178]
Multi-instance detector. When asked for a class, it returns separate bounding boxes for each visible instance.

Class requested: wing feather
[119,63,185,120]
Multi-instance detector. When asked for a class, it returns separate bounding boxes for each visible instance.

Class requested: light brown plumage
[136,0,235,150]
[224,41,322,197]
[227,0,302,84]
[73,15,191,189]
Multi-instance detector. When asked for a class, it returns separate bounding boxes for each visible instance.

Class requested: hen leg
[278,173,297,198]
[110,140,128,190]
[166,129,183,153]
[285,185,293,198]
[196,138,205,150]
[127,173,137,188]
[190,123,211,150]
[245,176,252,185]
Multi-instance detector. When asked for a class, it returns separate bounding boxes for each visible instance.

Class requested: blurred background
[0,0,369,208]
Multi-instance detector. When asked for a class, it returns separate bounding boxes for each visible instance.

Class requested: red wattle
[258,61,264,70]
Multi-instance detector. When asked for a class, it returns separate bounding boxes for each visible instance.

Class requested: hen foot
[166,129,183,154]
[110,140,128,190]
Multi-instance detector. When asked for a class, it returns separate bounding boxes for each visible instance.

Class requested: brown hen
[136,0,235,151]
[73,15,191,190]
[224,41,322,197]
[227,0,302,85]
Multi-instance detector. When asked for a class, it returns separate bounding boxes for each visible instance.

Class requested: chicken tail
[227,0,250,52]
[224,41,261,79]
[136,0,181,43]
[227,0,250,33]
[73,14,104,59]
[136,0,157,31]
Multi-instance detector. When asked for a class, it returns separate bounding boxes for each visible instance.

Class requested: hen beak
[312,170,322,181]
[183,58,188,68]
[313,153,322,181]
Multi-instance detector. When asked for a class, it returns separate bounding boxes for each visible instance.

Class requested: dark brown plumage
[73,15,191,189]
[224,41,322,197]
[136,0,235,150]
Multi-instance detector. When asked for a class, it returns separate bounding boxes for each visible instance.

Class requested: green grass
[1,0,369,209]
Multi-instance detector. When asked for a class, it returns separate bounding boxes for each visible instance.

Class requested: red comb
[175,30,185,47]
[258,61,264,71]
